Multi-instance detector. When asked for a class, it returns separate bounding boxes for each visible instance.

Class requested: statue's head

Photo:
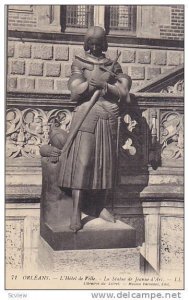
[84,26,108,56]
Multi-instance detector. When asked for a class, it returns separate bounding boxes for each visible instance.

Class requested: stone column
[94,6,105,28]
[141,198,184,275]
[142,205,161,273]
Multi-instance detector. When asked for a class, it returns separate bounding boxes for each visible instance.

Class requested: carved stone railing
[6,106,72,159]
[6,90,184,201]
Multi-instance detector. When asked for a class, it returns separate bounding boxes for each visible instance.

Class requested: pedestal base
[38,237,141,275]
[40,217,136,250]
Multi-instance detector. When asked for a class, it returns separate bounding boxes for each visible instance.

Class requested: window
[61,5,94,32]
[61,5,136,35]
[105,5,137,35]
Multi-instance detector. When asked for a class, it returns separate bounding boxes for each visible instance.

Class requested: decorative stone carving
[120,109,147,168]
[121,114,138,156]
[6,108,72,158]
[122,138,136,156]
[124,114,138,132]
[160,79,184,94]
[160,111,183,160]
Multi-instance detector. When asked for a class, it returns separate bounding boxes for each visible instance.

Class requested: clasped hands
[89,77,107,90]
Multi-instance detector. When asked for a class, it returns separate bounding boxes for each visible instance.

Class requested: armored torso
[68,53,123,134]
[72,52,122,85]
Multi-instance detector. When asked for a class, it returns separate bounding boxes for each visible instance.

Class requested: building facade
[7,5,184,93]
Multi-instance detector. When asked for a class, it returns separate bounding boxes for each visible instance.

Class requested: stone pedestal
[41,217,136,250]
[38,237,141,274]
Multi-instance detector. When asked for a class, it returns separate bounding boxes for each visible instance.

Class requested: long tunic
[58,53,122,190]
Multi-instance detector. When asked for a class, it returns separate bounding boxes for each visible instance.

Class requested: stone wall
[7,5,184,93]
[7,40,184,93]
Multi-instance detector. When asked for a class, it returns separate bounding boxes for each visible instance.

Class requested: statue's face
[88,38,103,57]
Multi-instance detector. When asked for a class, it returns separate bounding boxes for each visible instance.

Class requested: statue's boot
[99,208,116,223]
[70,189,83,233]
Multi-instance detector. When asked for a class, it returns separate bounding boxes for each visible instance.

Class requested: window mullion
[94,5,105,28]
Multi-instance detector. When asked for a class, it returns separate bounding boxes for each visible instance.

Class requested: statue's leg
[95,189,106,217]
[70,189,83,233]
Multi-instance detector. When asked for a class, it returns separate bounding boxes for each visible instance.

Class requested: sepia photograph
[5,4,184,291]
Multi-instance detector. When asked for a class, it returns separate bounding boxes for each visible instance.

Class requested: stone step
[41,216,136,251]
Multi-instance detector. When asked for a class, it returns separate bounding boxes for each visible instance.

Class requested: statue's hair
[84,26,108,52]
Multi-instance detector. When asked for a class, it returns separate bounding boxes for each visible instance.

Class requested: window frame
[60,5,94,33]
[105,5,137,37]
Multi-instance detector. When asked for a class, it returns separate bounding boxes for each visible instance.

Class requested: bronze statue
[57,26,132,232]
[40,26,132,234]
